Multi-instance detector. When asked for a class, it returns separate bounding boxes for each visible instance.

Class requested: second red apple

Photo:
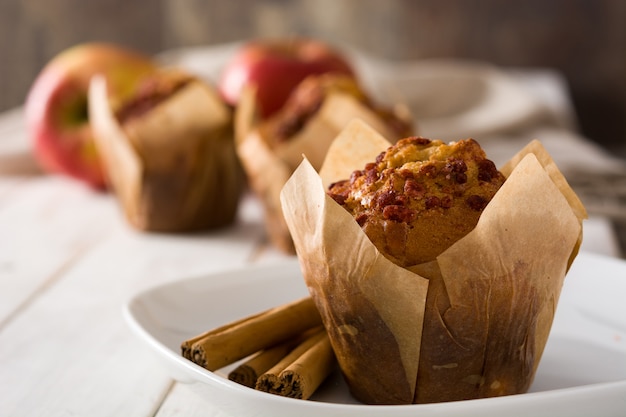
[218,38,355,118]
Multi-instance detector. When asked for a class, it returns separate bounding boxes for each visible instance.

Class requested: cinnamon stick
[183,296,322,371]
[228,338,301,387]
[255,328,336,400]
[181,312,263,360]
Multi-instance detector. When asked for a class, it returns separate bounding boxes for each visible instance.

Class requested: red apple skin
[218,38,355,118]
[25,43,157,190]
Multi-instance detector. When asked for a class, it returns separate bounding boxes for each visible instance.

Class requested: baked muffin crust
[328,136,506,266]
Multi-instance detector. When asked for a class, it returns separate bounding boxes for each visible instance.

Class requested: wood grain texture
[0,173,271,416]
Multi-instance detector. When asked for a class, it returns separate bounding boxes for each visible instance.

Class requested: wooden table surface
[0,87,623,415]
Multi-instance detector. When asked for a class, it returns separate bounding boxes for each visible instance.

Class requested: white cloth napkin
[351,53,625,174]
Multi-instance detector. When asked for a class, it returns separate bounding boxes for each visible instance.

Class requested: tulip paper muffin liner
[89,72,244,232]
[235,85,410,254]
[280,120,586,404]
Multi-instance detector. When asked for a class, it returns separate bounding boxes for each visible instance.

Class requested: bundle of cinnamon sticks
[181,297,337,400]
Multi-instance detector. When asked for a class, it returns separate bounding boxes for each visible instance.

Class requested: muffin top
[327,136,506,266]
[262,74,413,146]
[116,70,193,123]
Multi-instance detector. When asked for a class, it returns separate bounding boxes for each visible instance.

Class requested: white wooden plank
[0,191,274,417]
[0,176,119,323]
[0,177,29,197]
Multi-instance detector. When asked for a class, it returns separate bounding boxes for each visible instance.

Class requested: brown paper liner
[89,74,244,232]
[280,119,586,404]
[235,86,411,254]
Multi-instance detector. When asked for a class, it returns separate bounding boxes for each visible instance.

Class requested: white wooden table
[0,88,624,415]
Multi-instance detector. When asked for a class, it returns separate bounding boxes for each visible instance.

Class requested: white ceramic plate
[124,251,626,417]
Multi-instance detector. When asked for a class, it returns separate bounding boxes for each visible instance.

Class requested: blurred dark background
[1,0,624,157]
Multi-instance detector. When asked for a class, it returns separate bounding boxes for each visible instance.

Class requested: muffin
[89,69,244,232]
[235,74,414,254]
[327,136,506,266]
[280,120,586,404]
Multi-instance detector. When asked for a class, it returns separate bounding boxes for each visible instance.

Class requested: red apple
[218,38,355,118]
[25,42,157,190]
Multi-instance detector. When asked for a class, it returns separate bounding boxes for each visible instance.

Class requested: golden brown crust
[261,74,413,147]
[116,70,193,123]
[327,137,506,266]
[262,74,367,145]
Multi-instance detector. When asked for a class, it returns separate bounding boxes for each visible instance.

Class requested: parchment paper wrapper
[235,85,411,254]
[89,73,244,232]
[280,120,586,404]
